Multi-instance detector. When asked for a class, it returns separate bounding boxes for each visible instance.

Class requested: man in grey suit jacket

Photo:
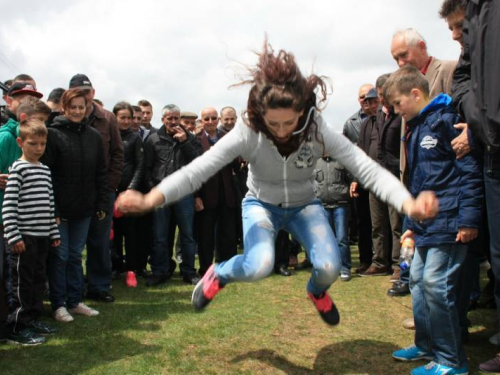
[391,28,456,98]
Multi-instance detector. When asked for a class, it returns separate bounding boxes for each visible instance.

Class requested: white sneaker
[340,270,352,282]
[490,332,500,345]
[54,307,74,323]
[68,303,99,317]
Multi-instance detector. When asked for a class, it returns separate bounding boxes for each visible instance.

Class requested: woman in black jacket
[111,102,144,287]
[41,88,108,322]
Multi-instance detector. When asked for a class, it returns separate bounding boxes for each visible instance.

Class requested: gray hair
[162,104,181,116]
[220,106,237,116]
[393,28,427,49]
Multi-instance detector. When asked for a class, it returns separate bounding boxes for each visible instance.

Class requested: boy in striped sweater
[2,119,60,345]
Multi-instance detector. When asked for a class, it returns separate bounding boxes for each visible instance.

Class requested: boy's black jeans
[7,235,49,333]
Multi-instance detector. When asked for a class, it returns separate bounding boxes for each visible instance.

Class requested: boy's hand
[400,230,414,243]
[51,239,61,247]
[403,191,439,221]
[11,240,26,253]
[0,174,8,189]
[456,228,478,243]
[55,217,61,225]
[350,182,359,198]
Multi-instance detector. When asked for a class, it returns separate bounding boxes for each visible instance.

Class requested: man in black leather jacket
[144,104,202,286]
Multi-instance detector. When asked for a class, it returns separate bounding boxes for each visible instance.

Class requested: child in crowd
[0,96,51,345]
[386,65,483,375]
[2,119,60,345]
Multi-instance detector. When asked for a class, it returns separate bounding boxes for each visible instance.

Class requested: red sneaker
[191,264,223,311]
[125,271,137,288]
[308,292,340,325]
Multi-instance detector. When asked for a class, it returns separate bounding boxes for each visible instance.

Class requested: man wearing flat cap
[180,111,198,134]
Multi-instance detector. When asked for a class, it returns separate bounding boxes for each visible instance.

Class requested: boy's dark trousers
[7,235,49,333]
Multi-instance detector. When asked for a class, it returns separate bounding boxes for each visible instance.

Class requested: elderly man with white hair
[391,28,456,98]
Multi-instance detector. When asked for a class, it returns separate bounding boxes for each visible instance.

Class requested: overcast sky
[0,0,461,131]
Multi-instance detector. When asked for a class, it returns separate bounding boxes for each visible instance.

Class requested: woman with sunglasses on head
[116,40,438,325]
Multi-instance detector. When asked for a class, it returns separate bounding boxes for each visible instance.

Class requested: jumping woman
[116,40,438,325]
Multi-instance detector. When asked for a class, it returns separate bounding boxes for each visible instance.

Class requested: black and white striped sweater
[2,159,60,245]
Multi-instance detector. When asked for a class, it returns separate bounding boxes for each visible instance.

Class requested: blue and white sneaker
[411,361,468,375]
[392,345,433,362]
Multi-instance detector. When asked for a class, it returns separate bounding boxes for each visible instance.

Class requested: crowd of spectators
[0,0,499,372]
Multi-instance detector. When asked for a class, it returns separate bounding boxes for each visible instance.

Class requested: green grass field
[0,252,496,375]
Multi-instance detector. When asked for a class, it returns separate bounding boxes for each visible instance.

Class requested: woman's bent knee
[315,260,340,285]
[242,256,274,281]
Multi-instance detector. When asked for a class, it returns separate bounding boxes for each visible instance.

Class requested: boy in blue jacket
[384,65,483,375]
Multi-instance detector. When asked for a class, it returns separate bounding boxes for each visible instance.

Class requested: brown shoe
[360,265,388,277]
[355,263,370,274]
[480,355,500,373]
[402,318,415,330]
[390,268,401,282]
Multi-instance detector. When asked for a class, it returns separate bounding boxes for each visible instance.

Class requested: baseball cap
[363,88,378,102]
[69,74,93,89]
[7,82,43,98]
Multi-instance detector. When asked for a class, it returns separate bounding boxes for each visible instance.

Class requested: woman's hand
[402,191,439,221]
[116,188,165,215]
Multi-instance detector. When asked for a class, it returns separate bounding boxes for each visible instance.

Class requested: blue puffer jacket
[404,94,483,247]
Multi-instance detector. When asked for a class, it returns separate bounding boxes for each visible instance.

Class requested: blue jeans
[325,205,350,272]
[86,192,114,294]
[48,217,91,310]
[410,244,467,368]
[484,150,500,326]
[151,195,196,278]
[215,197,341,295]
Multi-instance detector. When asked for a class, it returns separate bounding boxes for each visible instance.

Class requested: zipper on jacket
[326,160,331,201]
[283,156,288,205]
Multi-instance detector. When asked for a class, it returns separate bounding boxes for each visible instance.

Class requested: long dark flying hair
[237,39,329,156]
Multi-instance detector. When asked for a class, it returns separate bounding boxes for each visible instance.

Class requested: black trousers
[113,216,141,272]
[354,188,373,266]
[135,213,153,272]
[7,235,49,332]
[274,230,290,270]
[197,204,237,275]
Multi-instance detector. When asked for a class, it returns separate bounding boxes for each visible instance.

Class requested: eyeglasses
[203,116,218,122]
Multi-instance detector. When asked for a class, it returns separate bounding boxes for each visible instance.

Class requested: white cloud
[0,0,461,130]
